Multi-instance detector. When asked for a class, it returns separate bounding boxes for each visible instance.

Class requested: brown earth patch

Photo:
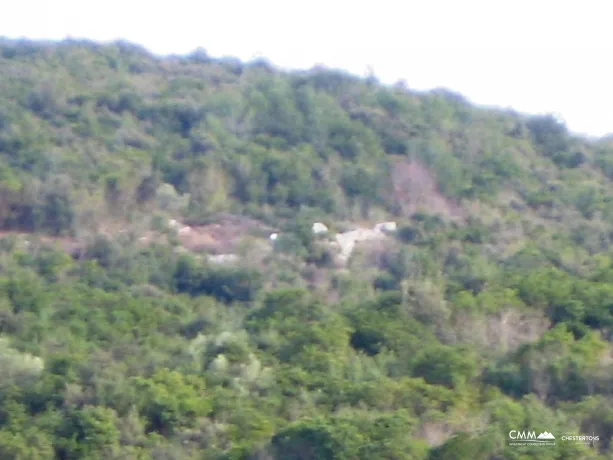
[390,157,464,220]
[0,213,276,258]
[180,213,275,254]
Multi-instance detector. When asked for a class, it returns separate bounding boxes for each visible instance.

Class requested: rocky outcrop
[312,222,329,234]
[332,224,395,265]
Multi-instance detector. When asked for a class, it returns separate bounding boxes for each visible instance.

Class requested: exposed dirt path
[0,213,277,257]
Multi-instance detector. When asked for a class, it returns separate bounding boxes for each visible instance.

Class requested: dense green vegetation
[2,37,613,458]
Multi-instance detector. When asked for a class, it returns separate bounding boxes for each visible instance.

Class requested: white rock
[374,221,397,233]
[178,226,192,235]
[269,233,278,241]
[312,222,328,234]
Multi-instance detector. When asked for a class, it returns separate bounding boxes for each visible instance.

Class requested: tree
[132,369,211,435]
[56,406,121,459]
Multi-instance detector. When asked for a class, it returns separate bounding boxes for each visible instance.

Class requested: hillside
[1,38,613,459]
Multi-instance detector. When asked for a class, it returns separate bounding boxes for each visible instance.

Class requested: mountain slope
[1,38,613,459]
[1,39,612,232]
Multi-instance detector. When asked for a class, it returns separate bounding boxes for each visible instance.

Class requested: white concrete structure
[269,233,278,241]
[312,222,328,234]
[374,222,397,233]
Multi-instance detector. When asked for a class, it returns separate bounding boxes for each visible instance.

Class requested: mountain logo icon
[537,432,555,440]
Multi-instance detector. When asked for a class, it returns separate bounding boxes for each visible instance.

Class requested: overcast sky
[2,0,613,138]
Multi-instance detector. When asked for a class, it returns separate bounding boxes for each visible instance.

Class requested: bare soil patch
[390,157,464,219]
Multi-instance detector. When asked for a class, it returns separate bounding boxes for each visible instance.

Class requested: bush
[526,114,570,156]
[174,256,263,303]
